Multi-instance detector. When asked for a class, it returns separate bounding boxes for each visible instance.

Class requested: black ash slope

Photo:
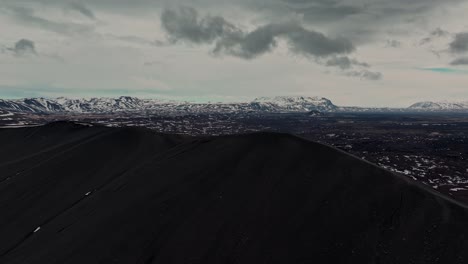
[0,122,468,264]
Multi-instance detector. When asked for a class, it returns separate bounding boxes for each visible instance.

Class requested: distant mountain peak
[409,100,468,111]
[251,96,337,112]
[253,96,328,102]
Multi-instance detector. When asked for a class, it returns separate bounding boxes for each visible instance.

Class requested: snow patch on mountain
[0,110,14,117]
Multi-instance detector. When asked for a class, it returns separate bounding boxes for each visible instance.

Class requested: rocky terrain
[1,122,468,263]
[1,102,467,204]
[1,97,467,206]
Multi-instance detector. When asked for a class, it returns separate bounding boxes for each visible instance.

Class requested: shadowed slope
[0,122,468,264]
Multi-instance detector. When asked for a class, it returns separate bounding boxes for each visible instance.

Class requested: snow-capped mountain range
[0,96,467,115]
[251,96,337,112]
[0,97,158,114]
[0,96,338,114]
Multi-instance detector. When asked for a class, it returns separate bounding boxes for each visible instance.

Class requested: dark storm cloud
[450,33,468,53]
[161,7,384,80]
[215,23,355,59]
[6,6,93,35]
[68,2,95,19]
[7,39,37,56]
[161,7,240,44]
[450,57,468,65]
[325,56,369,70]
[161,7,355,60]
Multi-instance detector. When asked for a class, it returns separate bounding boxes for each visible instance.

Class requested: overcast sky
[1,0,468,107]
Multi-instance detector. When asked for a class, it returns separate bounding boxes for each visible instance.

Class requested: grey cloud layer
[3,0,464,44]
[257,0,464,43]
[450,57,468,65]
[6,6,94,35]
[450,33,468,53]
[161,7,354,59]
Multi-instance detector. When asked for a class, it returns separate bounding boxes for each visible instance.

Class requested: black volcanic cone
[0,122,468,263]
